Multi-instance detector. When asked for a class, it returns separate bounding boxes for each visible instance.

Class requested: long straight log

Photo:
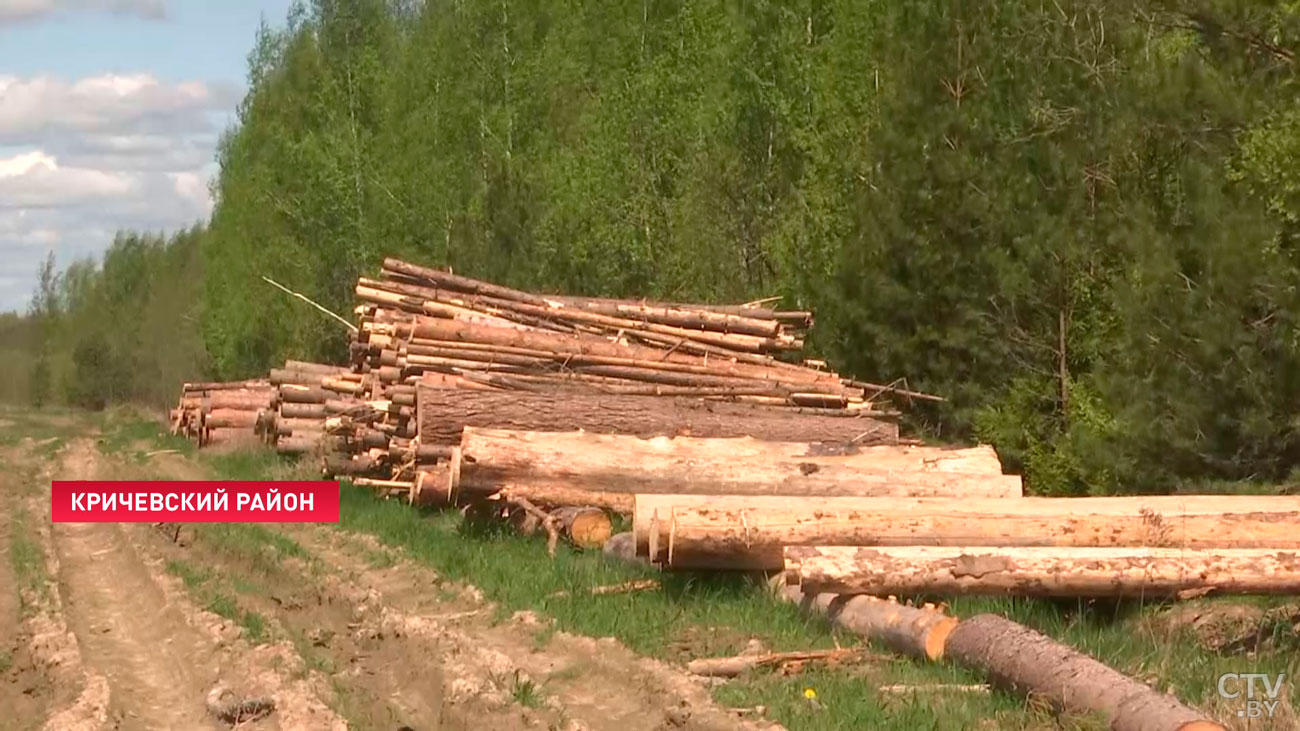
[786,546,1300,597]
[382,258,552,307]
[184,380,268,392]
[632,494,1300,569]
[417,388,898,445]
[284,360,351,375]
[279,403,327,419]
[367,275,785,337]
[204,391,276,411]
[403,338,836,387]
[378,317,818,372]
[945,614,1225,731]
[457,429,1020,503]
[204,409,260,429]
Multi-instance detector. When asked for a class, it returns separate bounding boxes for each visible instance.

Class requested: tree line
[14,0,1300,496]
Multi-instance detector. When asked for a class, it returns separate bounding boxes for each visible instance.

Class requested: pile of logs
[349,258,921,414]
[170,379,274,447]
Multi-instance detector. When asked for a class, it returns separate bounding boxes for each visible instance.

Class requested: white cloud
[0,0,167,25]
[0,71,229,312]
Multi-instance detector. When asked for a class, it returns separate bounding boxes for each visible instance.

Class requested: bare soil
[2,421,773,731]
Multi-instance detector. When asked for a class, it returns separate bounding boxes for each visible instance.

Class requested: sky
[0,0,293,313]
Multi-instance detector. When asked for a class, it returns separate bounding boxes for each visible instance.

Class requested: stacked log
[349,258,922,417]
[170,380,274,447]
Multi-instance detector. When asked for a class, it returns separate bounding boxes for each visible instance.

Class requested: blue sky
[0,0,293,312]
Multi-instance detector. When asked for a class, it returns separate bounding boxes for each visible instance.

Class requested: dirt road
[0,415,772,731]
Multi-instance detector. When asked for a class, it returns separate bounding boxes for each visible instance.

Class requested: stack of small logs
[170,379,275,447]
[349,257,923,418]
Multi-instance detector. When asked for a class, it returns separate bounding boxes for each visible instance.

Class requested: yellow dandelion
[803,687,817,700]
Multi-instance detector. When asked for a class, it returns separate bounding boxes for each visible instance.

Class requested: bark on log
[417,388,898,445]
[277,435,347,455]
[457,428,1017,502]
[632,494,1300,569]
[945,614,1225,731]
[404,338,832,387]
[205,391,276,411]
[410,458,460,507]
[279,385,331,404]
[283,360,351,375]
[378,317,823,375]
[774,584,957,661]
[550,507,613,548]
[785,546,1300,597]
[279,403,327,419]
[204,408,260,429]
[436,479,635,514]
[184,380,268,392]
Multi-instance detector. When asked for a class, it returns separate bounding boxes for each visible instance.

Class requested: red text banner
[51,481,340,523]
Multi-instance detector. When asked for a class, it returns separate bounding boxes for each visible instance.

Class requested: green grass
[329,483,1300,729]
[0,649,11,673]
[164,557,270,644]
[9,506,47,613]
[96,408,195,460]
[109,420,1296,728]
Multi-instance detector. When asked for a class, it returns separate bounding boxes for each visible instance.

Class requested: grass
[164,556,270,644]
[95,416,1300,728]
[0,650,11,673]
[9,505,47,614]
[95,408,195,460]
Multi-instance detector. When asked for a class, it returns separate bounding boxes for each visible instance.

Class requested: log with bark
[945,614,1225,731]
[632,494,1300,570]
[457,428,1019,503]
[417,388,898,445]
[774,584,958,661]
[785,546,1300,597]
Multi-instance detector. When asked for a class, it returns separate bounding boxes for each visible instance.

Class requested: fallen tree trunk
[457,428,1017,501]
[633,494,1300,569]
[279,403,327,419]
[550,507,613,548]
[204,408,260,429]
[945,614,1225,731]
[377,317,828,379]
[417,388,898,445]
[785,546,1300,597]
[774,584,957,662]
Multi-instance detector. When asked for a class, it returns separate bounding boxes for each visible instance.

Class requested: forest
[9,0,1300,497]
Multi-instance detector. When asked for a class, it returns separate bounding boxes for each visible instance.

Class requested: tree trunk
[204,409,260,429]
[457,428,1015,504]
[550,507,613,548]
[945,614,1225,731]
[280,403,327,419]
[279,385,331,404]
[417,388,898,445]
[283,360,351,375]
[418,474,634,513]
[774,584,958,662]
[410,459,460,507]
[374,316,824,376]
[204,391,276,411]
[785,546,1300,597]
[633,494,1300,570]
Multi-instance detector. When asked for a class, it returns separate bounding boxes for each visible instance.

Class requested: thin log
[550,507,613,549]
[786,546,1300,597]
[686,648,866,678]
[945,614,1225,731]
[774,584,957,662]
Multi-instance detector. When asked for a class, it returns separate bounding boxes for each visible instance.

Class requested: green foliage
[13,0,1300,494]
